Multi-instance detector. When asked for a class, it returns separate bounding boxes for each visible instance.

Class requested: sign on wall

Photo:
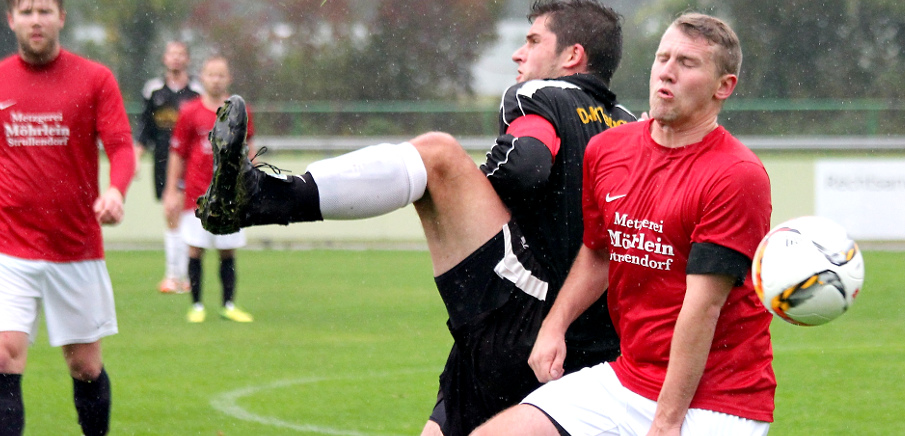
[815,159,905,241]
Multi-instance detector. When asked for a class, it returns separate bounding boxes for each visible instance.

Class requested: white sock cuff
[398,142,428,203]
[306,141,428,220]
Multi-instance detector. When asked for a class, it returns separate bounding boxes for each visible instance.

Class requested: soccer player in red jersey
[0,0,135,434]
[163,56,256,324]
[474,13,775,436]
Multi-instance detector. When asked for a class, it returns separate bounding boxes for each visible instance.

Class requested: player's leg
[42,260,117,436]
[215,245,252,323]
[420,419,443,436]
[408,132,510,275]
[471,405,561,436]
[62,341,111,436]
[197,96,509,275]
[181,211,214,322]
[0,332,29,436]
[158,150,189,294]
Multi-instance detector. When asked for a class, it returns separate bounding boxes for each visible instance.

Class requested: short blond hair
[671,13,742,77]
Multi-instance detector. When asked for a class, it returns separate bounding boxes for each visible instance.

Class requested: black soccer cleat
[196,95,256,235]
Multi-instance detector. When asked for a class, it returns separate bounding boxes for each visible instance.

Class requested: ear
[7,12,13,31]
[562,43,587,71]
[714,74,737,101]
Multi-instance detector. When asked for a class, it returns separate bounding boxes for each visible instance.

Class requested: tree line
[3,0,903,135]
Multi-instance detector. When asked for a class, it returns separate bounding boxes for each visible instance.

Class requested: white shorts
[522,363,770,436]
[180,211,246,250]
[0,253,118,347]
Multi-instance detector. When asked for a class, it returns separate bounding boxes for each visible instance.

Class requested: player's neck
[202,93,227,111]
[166,70,189,90]
[650,116,719,149]
[19,45,61,66]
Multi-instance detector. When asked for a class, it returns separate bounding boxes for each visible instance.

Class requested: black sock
[72,368,110,436]
[220,257,236,305]
[0,373,24,436]
[188,257,203,304]
[244,171,323,226]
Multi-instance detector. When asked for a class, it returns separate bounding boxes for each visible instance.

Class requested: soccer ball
[752,216,864,326]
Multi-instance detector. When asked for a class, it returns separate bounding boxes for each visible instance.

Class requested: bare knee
[410,132,475,176]
[62,342,103,381]
[0,332,29,373]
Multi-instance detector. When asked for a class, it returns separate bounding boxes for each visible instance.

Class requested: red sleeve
[692,160,772,259]
[505,114,560,160]
[96,69,135,196]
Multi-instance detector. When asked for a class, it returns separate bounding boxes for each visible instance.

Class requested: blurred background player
[197,1,634,433]
[135,40,202,294]
[164,55,255,323]
[0,0,136,434]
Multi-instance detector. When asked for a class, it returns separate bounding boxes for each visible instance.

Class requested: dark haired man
[200,1,634,434]
[474,13,775,436]
[1,0,135,434]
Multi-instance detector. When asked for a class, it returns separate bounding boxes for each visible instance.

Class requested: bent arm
[481,114,558,209]
[529,244,610,383]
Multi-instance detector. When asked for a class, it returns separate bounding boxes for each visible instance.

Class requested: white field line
[210,368,436,435]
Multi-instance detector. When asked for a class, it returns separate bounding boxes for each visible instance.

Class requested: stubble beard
[18,35,57,64]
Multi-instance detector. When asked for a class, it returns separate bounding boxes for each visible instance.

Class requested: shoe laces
[250,146,290,175]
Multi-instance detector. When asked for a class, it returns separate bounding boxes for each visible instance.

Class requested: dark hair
[6,0,63,12]
[671,13,742,76]
[528,0,623,85]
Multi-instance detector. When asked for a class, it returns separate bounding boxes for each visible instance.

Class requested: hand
[94,188,125,225]
[527,323,567,383]
[162,190,183,225]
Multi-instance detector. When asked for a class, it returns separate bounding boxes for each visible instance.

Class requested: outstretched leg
[196,96,510,275]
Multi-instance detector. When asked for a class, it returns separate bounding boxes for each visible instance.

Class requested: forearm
[651,274,734,433]
[530,245,610,382]
[543,245,610,334]
[162,152,185,197]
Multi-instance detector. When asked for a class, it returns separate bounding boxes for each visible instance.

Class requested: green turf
[20,250,904,435]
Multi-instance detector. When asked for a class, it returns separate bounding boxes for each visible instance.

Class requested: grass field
[20,249,905,435]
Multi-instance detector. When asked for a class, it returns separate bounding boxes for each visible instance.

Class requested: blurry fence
[127,98,905,139]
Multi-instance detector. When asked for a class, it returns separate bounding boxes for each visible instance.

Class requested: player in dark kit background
[197,1,634,434]
[134,40,203,294]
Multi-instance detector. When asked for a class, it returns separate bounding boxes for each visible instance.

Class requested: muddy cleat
[196,95,255,235]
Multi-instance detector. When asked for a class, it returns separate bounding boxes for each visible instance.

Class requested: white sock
[164,229,187,279]
[306,142,427,220]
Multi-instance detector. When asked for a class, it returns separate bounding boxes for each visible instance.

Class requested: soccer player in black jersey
[134,41,203,294]
[198,1,635,434]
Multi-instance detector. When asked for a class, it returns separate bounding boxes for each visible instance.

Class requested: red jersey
[170,98,255,211]
[582,120,776,422]
[0,50,135,262]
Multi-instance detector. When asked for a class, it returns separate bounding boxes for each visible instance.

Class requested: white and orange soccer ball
[752,216,865,326]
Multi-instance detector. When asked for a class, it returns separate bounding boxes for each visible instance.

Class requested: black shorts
[430,221,550,435]
[429,221,620,435]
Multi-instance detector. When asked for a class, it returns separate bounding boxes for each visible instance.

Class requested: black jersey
[484,73,635,291]
[136,76,203,152]
[135,76,202,198]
